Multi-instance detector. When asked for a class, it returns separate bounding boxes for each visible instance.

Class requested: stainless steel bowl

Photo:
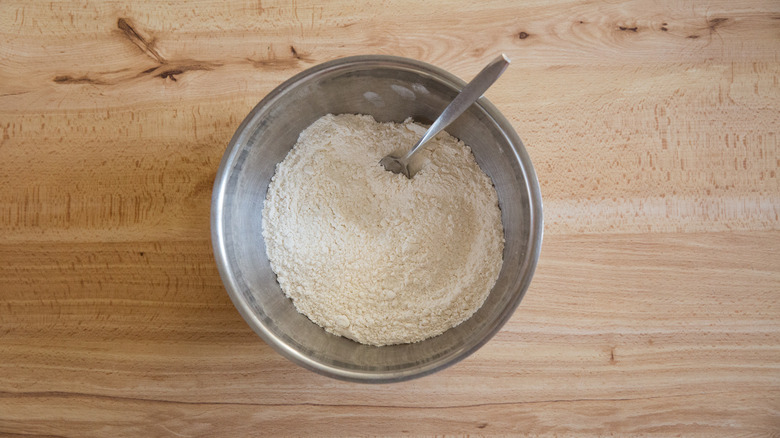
[211,55,543,382]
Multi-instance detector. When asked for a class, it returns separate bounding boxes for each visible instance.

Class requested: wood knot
[708,17,728,30]
[52,75,106,85]
[157,69,184,81]
[117,17,165,64]
[517,31,529,39]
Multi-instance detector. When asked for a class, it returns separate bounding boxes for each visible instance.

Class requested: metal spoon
[379,54,511,178]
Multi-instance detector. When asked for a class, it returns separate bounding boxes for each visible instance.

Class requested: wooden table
[1,0,778,435]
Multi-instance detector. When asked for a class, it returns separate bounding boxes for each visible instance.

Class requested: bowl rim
[211,54,544,383]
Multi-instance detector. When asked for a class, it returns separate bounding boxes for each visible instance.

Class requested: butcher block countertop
[1,0,779,435]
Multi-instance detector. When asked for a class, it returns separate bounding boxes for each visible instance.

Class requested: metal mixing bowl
[211,55,543,382]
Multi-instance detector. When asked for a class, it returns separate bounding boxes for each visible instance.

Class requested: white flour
[262,114,504,346]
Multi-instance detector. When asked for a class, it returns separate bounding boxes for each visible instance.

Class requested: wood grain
[1,0,779,436]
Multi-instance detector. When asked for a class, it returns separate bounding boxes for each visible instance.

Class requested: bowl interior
[212,56,542,382]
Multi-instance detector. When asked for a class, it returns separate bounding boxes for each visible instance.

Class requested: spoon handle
[402,54,511,161]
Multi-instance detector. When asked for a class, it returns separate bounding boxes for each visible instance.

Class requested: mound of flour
[262,114,504,346]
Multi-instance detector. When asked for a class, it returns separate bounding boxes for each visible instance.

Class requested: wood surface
[1,0,779,436]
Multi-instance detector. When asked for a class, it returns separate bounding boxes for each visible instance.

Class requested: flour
[262,114,504,346]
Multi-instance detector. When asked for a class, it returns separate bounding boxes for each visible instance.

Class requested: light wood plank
[0,0,778,435]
